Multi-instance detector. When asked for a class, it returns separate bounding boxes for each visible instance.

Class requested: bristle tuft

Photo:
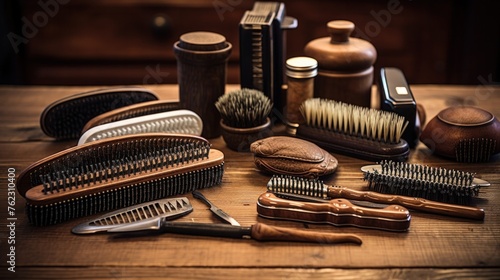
[456,138,496,163]
[299,98,408,143]
[363,160,479,204]
[267,175,328,199]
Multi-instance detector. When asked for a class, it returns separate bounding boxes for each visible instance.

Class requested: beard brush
[78,109,203,145]
[361,160,490,205]
[81,100,180,132]
[295,98,410,161]
[40,87,159,139]
[267,174,485,220]
[17,133,224,226]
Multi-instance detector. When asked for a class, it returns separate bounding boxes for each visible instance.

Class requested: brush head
[40,87,159,139]
[296,98,410,161]
[82,100,180,132]
[361,160,489,205]
[17,133,224,225]
[267,174,328,199]
[77,109,203,145]
[215,88,272,128]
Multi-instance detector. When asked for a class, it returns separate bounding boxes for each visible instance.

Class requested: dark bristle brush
[267,175,486,220]
[40,87,159,139]
[17,133,224,226]
[361,160,490,205]
[296,98,410,161]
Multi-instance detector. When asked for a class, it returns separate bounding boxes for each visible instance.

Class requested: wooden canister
[174,32,232,138]
[304,20,377,107]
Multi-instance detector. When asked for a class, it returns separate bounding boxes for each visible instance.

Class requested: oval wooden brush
[40,87,159,139]
[296,98,410,161]
[17,133,224,226]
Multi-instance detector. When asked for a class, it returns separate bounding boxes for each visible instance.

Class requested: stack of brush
[18,87,225,226]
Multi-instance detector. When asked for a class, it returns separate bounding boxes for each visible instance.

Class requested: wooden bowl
[420,106,500,162]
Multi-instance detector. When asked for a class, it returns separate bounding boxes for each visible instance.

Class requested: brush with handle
[267,175,485,220]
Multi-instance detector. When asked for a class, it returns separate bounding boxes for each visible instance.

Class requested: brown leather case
[250,136,338,178]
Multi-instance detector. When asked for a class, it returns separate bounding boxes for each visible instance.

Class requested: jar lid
[304,20,376,72]
[178,32,228,51]
[286,57,318,78]
[437,106,495,127]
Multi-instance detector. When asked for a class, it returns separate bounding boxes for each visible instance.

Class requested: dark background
[1,0,499,86]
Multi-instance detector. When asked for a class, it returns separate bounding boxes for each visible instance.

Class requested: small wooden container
[420,106,500,162]
[304,20,377,107]
[174,32,232,139]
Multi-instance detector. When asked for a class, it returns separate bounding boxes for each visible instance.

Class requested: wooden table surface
[0,84,499,279]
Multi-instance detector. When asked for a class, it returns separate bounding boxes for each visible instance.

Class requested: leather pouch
[250,136,338,178]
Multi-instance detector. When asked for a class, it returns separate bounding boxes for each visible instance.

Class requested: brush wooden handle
[251,223,362,244]
[327,186,485,220]
[257,193,410,231]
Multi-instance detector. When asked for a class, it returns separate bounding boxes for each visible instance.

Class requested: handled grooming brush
[296,98,410,161]
[82,100,179,132]
[257,192,411,231]
[72,197,193,234]
[267,174,486,220]
[40,87,159,139]
[78,109,203,145]
[17,133,224,226]
[361,160,490,205]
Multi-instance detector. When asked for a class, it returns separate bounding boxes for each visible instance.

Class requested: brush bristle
[82,100,179,132]
[18,134,224,226]
[456,138,497,163]
[267,175,328,199]
[40,88,158,139]
[215,88,272,128]
[78,110,203,145]
[300,98,408,144]
[363,160,478,205]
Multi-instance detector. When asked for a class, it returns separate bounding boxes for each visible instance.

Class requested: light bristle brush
[361,160,490,205]
[296,98,410,161]
[82,100,179,132]
[267,174,486,220]
[17,133,224,226]
[78,109,203,145]
[40,87,159,139]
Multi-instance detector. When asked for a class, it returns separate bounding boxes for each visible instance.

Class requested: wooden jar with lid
[304,20,377,107]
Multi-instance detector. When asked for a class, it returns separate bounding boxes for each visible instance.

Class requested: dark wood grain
[0,85,499,279]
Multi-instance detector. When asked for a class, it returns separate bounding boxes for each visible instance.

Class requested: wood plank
[0,85,499,278]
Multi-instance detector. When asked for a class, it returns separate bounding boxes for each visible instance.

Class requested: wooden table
[0,85,499,279]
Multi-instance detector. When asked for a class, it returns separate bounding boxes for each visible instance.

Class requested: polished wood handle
[259,192,409,220]
[250,223,362,244]
[327,187,485,220]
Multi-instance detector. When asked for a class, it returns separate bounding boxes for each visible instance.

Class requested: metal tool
[192,190,240,226]
[72,197,193,234]
[108,219,362,244]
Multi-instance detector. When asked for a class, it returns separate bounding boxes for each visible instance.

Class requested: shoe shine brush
[17,133,224,226]
[296,98,410,161]
[267,174,486,220]
[40,87,159,139]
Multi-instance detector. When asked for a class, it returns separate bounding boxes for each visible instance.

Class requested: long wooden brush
[17,133,224,226]
[296,98,410,161]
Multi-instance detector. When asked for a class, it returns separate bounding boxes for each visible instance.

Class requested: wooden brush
[17,133,224,226]
[40,87,159,139]
[296,98,410,161]
[266,174,486,220]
